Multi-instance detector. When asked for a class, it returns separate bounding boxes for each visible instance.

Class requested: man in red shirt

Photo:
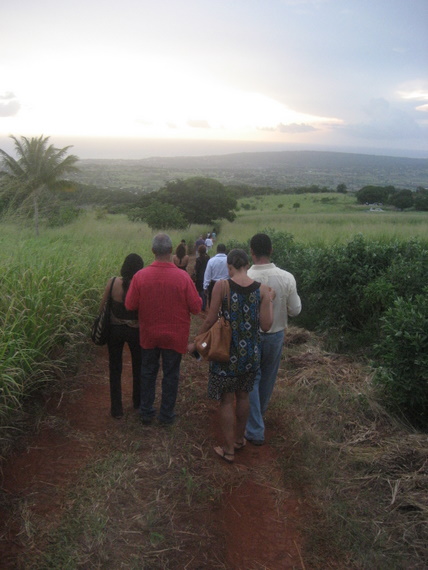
[126,233,202,425]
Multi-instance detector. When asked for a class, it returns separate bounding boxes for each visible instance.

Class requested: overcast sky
[1,0,427,158]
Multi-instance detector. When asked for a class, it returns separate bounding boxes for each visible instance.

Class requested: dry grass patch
[270,327,428,568]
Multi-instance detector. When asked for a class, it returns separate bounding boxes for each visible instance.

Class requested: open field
[220,193,428,245]
[1,198,427,568]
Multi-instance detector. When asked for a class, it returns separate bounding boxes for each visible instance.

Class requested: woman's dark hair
[198,244,207,256]
[121,253,144,298]
[227,248,249,270]
[176,243,186,260]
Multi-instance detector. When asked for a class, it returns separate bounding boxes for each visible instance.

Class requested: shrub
[47,206,81,227]
[277,235,427,350]
[374,290,428,428]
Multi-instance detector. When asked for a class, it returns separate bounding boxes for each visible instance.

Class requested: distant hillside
[71,150,428,192]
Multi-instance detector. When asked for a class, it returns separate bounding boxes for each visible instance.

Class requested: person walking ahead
[245,233,302,445]
[99,253,144,418]
[203,243,229,307]
[125,233,202,425]
[189,249,274,464]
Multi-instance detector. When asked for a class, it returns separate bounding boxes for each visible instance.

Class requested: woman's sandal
[234,440,246,451]
[214,446,234,464]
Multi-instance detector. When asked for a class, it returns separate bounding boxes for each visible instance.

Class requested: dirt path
[0,335,310,569]
[0,253,310,568]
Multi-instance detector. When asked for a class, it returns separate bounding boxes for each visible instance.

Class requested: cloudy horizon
[1,0,427,160]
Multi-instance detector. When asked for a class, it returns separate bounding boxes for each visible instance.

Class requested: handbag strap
[219,279,230,316]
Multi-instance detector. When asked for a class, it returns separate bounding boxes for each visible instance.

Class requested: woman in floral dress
[189,249,274,463]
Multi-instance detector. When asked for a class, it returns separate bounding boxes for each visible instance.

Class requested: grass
[4,326,427,568]
[269,329,428,568]
[1,200,427,566]
[222,193,428,245]
[1,202,427,441]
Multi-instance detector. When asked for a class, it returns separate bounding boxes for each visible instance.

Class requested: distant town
[71,150,428,194]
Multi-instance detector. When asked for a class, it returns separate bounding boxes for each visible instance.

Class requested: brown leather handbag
[195,280,231,362]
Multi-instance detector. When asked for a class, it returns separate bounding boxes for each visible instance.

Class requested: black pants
[107,325,141,417]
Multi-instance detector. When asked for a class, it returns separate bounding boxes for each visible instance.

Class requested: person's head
[198,244,207,256]
[175,243,186,259]
[152,233,173,258]
[227,248,249,271]
[216,243,226,254]
[250,233,272,259]
[121,253,144,293]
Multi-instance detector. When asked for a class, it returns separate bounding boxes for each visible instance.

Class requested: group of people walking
[98,232,301,463]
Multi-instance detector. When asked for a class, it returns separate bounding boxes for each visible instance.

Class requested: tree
[356,185,394,205]
[0,135,79,235]
[336,183,347,194]
[389,189,414,211]
[135,177,237,225]
[140,201,188,230]
[414,188,428,211]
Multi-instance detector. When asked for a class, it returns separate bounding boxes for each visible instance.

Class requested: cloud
[259,122,317,134]
[187,119,211,129]
[277,122,317,133]
[344,98,422,140]
[0,92,20,117]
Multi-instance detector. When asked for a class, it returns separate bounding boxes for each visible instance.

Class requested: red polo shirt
[125,261,202,353]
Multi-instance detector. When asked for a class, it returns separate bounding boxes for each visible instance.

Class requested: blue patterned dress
[208,279,261,400]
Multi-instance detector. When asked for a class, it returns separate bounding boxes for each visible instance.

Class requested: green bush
[284,235,427,348]
[374,290,428,427]
[47,206,81,227]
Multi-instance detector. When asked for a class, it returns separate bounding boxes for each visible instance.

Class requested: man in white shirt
[203,243,229,306]
[205,235,213,251]
[245,233,302,445]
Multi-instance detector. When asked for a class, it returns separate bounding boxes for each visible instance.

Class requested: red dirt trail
[0,338,307,569]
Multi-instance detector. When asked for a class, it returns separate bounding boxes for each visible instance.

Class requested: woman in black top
[194,244,210,310]
[99,253,144,418]
[172,243,189,271]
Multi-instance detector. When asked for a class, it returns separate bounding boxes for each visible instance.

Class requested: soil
[0,346,311,569]
[0,263,313,569]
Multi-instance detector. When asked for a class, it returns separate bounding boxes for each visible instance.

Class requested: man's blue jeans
[246,330,285,441]
[140,348,182,424]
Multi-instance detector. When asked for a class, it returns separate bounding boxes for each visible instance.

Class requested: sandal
[234,440,246,451]
[214,446,234,464]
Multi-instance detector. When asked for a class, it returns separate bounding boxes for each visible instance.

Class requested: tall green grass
[1,200,427,434]
[0,214,155,427]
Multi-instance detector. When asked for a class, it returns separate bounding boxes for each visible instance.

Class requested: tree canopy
[0,135,79,235]
[133,177,237,226]
[356,185,395,205]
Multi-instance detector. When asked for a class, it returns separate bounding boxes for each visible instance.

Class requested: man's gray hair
[152,233,173,255]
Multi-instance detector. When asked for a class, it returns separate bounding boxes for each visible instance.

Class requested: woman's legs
[235,389,250,444]
[216,389,250,458]
[217,391,236,456]
[108,326,125,417]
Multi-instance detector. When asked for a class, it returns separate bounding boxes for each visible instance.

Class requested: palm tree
[0,135,79,235]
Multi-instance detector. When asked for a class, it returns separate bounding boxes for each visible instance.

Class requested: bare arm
[187,279,224,353]
[259,284,274,332]
[98,277,114,313]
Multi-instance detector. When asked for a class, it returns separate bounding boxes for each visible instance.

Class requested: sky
[0,0,427,159]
